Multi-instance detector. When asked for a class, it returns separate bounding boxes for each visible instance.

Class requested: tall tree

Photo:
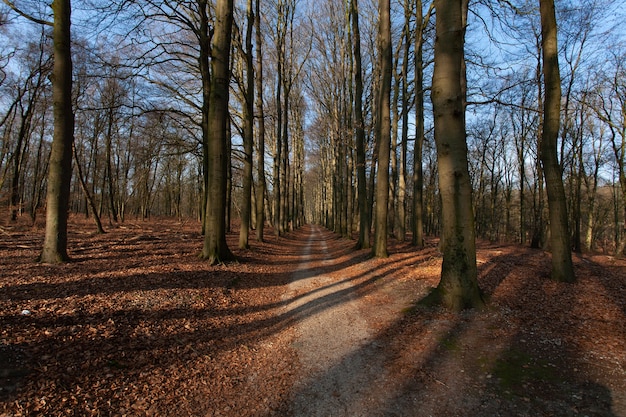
[412,0,432,248]
[3,1,75,262]
[201,0,234,264]
[539,0,575,282]
[351,0,370,249]
[372,0,392,258]
[238,0,255,249]
[396,0,412,242]
[254,0,266,242]
[429,0,483,309]
[42,0,74,263]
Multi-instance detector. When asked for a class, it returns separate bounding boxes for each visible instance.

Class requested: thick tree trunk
[40,0,74,264]
[201,0,234,264]
[429,0,483,310]
[539,0,575,282]
[373,0,392,258]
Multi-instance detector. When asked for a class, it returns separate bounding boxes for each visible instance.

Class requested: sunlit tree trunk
[539,0,575,282]
[201,0,234,264]
[373,0,392,258]
[40,0,74,263]
[429,0,483,310]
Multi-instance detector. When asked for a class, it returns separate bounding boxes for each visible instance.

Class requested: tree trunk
[429,0,483,310]
[412,0,430,248]
[198,0,211,236]
[40,0,74,264]
[351,0,370,249]
[398,0,411,242]
[239,0,254,249]
[373,0,392,258]
[274,29,283,236]
[254,0,266,242]
[226,118,232,232]
[201,0,234,264]
[539,0,575,282]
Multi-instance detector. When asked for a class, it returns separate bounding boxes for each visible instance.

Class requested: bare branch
[2,0,52,26]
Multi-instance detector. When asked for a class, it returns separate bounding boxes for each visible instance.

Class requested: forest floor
[1,216,625,416]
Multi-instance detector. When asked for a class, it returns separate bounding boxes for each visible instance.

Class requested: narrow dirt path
[281,225,412,416]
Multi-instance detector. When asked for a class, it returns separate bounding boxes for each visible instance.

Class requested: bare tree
[372,0,392,258]
[428,0,483,309]
[539,0,575,282]
[254,0,266,242]
[351,0,370,249]
[237,0,255,249]
[201,0,234,264]
[42,0,74,263]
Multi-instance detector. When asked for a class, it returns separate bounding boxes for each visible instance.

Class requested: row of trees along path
[2,0,624,314]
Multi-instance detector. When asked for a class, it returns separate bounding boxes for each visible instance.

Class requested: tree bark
[351,0,370,249]
[398,0,411,242]
[201,0,234,264]
[412,0,430,248]
[429,0,483,310]
[40,0,74,263]
[373,0,392,258]
[239,0,254,249]
[254,0,266,242]
[199,0,211,236]
[539,0,575,282]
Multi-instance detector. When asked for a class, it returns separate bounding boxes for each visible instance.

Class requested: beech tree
[235,0,255,249]
[39,0,74,263]
[3,0,75,262]
[429,0,483,309]
[200,0,234,263]
[351,0,370,249]
[372,0,391,258]
[254,0,266,242]
[539,0,575,282]
[412,0,434,248]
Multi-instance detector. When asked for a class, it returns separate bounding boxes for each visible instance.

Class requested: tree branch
[2,0,53,26]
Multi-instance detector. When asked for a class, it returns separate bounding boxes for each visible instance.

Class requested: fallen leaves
[0,217,298,416]
[1,216,625,416]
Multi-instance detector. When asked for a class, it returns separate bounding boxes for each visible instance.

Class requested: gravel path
[282,225,401,417]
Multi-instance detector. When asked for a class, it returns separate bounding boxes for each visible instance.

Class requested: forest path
[281,224,413,416]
